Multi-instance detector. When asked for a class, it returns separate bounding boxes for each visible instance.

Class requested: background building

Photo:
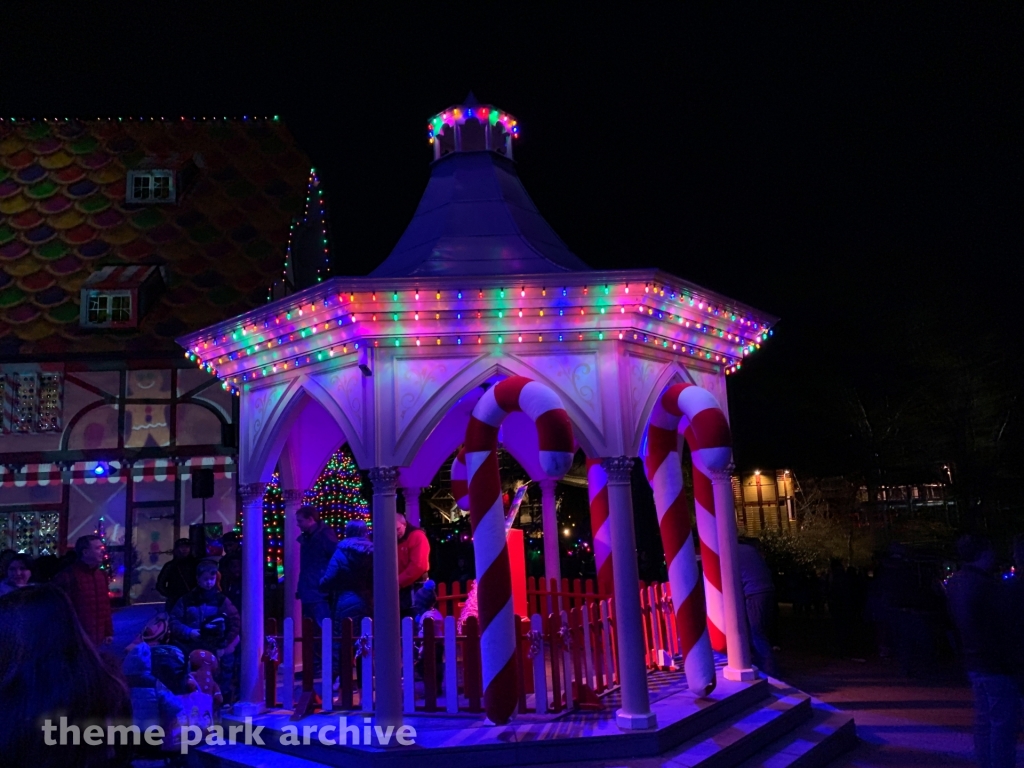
[0,116,311,603]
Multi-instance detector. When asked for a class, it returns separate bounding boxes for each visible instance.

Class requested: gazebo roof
[369,151,591,278]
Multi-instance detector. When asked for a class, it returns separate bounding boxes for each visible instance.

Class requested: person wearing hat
[321,520,374,628]
[156,538,197,613]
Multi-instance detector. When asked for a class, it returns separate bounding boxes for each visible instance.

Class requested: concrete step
[658,686,813,768]
[736,701,856,768]
[519,688,813,768]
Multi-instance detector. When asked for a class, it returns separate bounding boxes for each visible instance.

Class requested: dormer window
[127,170,176,203]
[80,266,164,329]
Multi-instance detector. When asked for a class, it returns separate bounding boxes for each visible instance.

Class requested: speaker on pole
[192,468,215,499]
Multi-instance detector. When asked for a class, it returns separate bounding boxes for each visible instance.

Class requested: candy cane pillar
[237,481,267,716]
[644,421,716,694]
[370,466,403,725]
[539,479,561,587]
[465,376,574,725]
[603,456,657,730]
[586,459,614,597]
[711,464,756,681]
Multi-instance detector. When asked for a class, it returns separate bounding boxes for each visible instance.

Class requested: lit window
[127,170,175,203]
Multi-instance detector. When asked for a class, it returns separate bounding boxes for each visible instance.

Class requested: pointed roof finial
[463,91,479,107]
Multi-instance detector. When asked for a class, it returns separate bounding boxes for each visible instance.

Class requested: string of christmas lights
[183,278,774,393]
[237,471,286,576]
[268,168,332,302]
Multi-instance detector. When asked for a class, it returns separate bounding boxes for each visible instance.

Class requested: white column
[370,467,402,726]
[602,457,657,730]
[540,479,561,586]
[401,487,422,528]
[281,489,303,640]
[711,464,756,681]
[237,482,267,716]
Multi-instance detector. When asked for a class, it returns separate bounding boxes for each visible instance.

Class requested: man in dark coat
[296,506,337,625]
[155,538,196,612]
[737,537,778,676]
[320,519,374,627]
[53,534,113,647]
[946,534,1019,768]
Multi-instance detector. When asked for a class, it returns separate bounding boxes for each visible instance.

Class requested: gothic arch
[242,374,363,483]
[390,354,606,470]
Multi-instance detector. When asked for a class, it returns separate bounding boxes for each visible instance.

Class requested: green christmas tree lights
[263,471,285,578]
[303,446,370,536]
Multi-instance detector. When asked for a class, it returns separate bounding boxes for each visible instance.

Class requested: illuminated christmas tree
[303,446,370,535]
[263,472,285,578]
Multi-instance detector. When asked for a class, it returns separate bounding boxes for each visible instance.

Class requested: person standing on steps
[737,537,778,677]
[945,534,1019,768]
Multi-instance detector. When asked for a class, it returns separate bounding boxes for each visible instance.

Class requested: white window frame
[126,170,176,203]
[84,290,133,327]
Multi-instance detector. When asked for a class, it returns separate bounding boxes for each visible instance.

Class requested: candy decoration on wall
[464,376,574,724]
[642,382,732,696]
[585,459,614,597]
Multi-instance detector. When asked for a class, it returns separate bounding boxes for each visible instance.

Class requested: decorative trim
[601,456,633,485]
[368,466,399,493]
[239,482,268,506]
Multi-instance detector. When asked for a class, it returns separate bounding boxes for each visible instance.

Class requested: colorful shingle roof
[0,118,311,358]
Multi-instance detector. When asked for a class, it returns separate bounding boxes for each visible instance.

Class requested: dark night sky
[6,3,1023,475]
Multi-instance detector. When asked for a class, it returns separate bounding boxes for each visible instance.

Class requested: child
[169,559,239,701]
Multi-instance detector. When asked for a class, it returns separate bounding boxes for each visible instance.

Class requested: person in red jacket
[397,512,430,617]
[53,535,113,647]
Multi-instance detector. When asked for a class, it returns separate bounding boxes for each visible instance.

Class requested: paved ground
[773,604,1023,767]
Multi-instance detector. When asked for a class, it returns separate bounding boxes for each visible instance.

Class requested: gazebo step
[654,686,813,768]
[736,702,857,768]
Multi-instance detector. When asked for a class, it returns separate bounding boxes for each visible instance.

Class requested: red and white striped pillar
[464,376,573,725]
[586,459,614,597]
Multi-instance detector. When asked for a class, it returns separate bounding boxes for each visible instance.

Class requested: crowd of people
[0,506,435,767]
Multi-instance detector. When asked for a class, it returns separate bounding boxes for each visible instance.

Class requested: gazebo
[178,96,778,732]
